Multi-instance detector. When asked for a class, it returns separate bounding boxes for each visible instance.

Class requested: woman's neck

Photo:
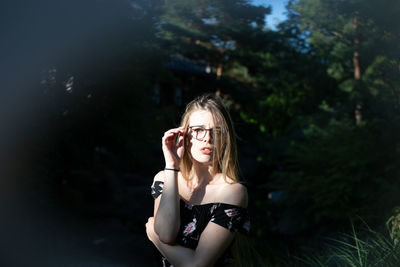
[189,162,215,188]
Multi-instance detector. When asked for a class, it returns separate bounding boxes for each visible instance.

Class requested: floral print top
[150,181,250,267]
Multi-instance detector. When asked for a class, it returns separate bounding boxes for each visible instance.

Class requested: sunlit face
[187,110,217,165]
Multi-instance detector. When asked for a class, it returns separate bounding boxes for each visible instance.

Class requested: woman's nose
[203,130,213,142]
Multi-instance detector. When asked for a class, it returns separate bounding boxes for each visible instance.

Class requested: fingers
[176,133,184,146]
[163,127,184,137]
[145,217,154,227]
[145,217,156,241]
[162,127,185,165]
[162,127,185,144]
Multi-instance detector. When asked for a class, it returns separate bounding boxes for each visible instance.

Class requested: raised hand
[162,127,185,168]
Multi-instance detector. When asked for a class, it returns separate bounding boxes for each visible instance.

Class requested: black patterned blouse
[151,181,250,267]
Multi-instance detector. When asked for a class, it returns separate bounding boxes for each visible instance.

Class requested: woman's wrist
[165,167,180,172]
[165,163,180,170]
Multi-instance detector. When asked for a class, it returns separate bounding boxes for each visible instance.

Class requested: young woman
[146,94,250,267]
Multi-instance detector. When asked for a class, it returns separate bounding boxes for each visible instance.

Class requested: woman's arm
[153,170,181,244]
[153,127,184,244]
[147,217,234,267]
[147,182,248,267]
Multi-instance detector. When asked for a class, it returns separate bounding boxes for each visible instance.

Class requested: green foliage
[302,224,400,266]
[158,0,271,85]
[24,0,400,264]
[387,206,400,246]
[271,120,400,231]
[289,0,400,122]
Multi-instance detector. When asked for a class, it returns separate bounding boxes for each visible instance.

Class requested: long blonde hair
[179,93,240,183]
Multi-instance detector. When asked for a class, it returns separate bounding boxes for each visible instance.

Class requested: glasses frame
[188,125,222,141]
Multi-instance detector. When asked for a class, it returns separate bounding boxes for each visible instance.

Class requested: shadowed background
[1,0,400,266]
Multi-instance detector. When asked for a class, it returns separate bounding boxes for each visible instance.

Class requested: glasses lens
[190,126,205,140]
[197,127,206,140]
[190,126,222,140]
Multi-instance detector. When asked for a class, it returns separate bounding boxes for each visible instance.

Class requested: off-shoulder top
[150,181,250,267]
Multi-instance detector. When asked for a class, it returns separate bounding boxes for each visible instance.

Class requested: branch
[330,31,351,45]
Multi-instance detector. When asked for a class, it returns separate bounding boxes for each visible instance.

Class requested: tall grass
[300,224,400,266]
[253,209,400,266]
[386,206,400,246]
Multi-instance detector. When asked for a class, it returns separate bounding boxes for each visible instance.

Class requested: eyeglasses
[188,126,222,141]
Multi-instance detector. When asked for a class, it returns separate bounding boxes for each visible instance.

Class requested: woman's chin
[192,155,213,164]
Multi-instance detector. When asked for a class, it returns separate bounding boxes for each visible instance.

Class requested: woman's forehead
[189,110,215,126]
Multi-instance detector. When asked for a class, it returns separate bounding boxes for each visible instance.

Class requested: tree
[289,0,400,124]
[158,0,270,82]
[267,0,400,232]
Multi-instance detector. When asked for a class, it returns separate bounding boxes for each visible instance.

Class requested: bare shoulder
[216,178,248,208]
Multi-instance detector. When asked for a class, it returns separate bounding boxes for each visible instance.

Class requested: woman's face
[187,109,217,165]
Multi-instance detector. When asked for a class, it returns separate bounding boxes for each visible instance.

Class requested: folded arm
[147,217,234,267]
[147,182,249,266]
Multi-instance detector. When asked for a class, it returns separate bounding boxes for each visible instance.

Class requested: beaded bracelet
[165,167,180,172]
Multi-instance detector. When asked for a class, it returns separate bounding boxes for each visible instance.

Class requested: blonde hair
[179,93,240,183]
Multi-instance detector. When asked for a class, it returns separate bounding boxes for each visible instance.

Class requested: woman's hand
[162,127,185,168]
[147,215,234,267]
[146,217,157,242]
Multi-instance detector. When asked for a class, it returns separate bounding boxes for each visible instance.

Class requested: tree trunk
[353,12,362,125]
[216,63,223,80]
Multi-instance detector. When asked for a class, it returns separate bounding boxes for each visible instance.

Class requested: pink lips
[200,147,213,155]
